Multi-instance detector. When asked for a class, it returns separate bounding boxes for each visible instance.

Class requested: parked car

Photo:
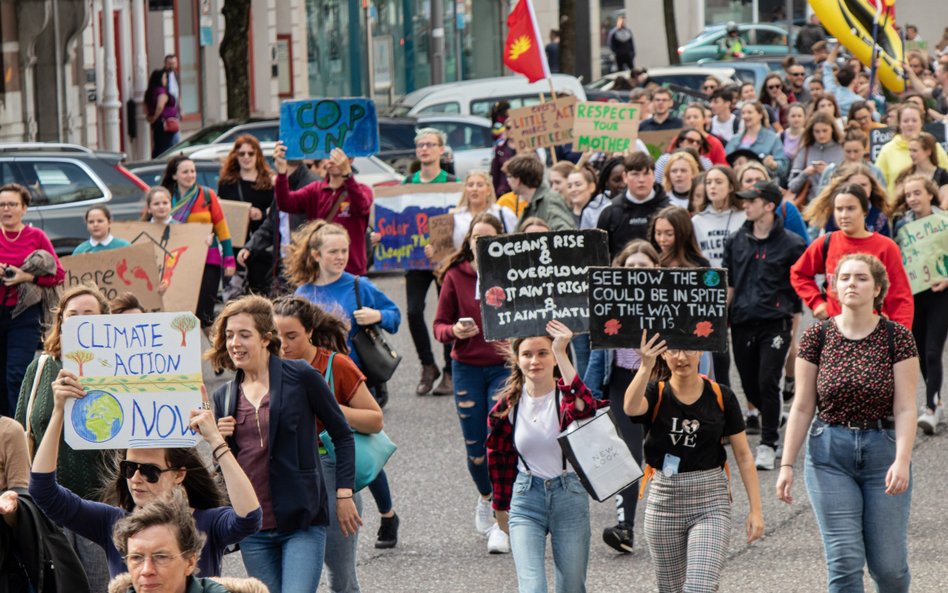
[678,23,795,63]
[585,66,740,99]
[377,115,493,178]
[698,55,816,89]
[0,143,149,255]
[156,118,281,159]
[385,74,587,118]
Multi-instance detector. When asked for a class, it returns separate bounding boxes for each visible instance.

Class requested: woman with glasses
[681,103,728,165]
[700,76,721,98]
[218,136,276,295]
[29,362,261,580]
[759,73,796,131]
[654,128,714,184]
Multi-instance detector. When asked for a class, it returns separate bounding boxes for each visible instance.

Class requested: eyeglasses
[667,349,700,356]
[416,142,439,149]
[120,460,178,483]
[124,553,186,568]
[237,151,256,157]
[767,84,782,90]
[0,202,22,209]
[702,84,718,90]
[680,136,701,145]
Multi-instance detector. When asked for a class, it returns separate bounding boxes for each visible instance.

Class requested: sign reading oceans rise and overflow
[61,312,204,450]
[588,267,729,352]
[476,230,610,341]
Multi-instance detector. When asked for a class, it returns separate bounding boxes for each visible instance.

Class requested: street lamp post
[132,0,150,160]
[101,0,122,151]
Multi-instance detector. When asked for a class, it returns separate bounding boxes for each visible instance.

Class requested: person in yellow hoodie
[875,103,948,196]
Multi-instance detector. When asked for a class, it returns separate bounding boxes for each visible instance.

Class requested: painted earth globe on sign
[71,390,123,443]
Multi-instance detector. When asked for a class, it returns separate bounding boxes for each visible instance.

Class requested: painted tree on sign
[65,351,95,376]
[170,315,198,347]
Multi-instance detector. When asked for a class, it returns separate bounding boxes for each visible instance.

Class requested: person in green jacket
[71,206,131,255]
[503,154,577,231]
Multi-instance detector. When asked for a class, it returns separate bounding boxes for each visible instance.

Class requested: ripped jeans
[452,359,510,496]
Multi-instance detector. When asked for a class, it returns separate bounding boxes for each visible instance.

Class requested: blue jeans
[805,419,912,593]
[366,469,393,514]
[321,453,363,593]
[240,524,328,593]
[0,303,41,416]
[509,472,590,593]
[452,359,509,496]
[570,334,590,381]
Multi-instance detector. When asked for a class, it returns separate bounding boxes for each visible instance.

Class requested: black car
[0,144,149,255]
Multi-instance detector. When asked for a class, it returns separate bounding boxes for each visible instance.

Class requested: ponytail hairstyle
[835,253,889,314]
[494,335,560,418]
[272,295,350,354]
[436,212,503,283]
[283,220,350,286]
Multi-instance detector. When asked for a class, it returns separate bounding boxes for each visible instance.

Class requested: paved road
[217,273,948,592]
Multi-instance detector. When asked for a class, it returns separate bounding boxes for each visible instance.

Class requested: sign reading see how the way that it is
[476,230,610,341]
[280,98,380,160]
[588,267,729,352]
[61,312,204,450]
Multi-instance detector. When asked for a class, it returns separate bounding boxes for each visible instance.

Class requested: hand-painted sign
[60,243,163,311]
[372,183,463,271]
[896,211,948,294]
[573,102,640,153]
[279,98,380,159]
[588,267,729,351]
[61,312,204,449]
[506,96,577,153]
[476,230,610,341]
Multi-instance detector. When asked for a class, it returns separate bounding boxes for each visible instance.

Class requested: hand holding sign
[329,147,352,176]
[274,141,288,174]
[51,369,85,412]
[638,330,668,372]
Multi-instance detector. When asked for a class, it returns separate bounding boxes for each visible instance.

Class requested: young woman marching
[625,331,764,593]
[486,320,605,593]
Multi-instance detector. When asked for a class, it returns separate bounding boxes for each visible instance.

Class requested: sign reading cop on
[588,267,728,351]
[506,96,577,153]
[476,230,609,341]
[61,312,204,450]
[896,211,948,294]
[279,98,379,159]
[573,102,640,153]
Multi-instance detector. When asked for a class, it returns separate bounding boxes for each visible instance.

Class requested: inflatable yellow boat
[809,0,906,93]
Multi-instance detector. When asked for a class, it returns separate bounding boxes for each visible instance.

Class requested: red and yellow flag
[503,0,550,83]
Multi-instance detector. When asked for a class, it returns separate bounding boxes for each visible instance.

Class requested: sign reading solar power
[588,267,728,352]
[279,98,380,159]
[476,230,610,341]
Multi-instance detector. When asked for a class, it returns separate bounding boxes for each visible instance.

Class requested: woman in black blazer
[208,295,359,593]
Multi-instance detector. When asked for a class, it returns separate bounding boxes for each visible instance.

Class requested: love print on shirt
[669,417,700,447]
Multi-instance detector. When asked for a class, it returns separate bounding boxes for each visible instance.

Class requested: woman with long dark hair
[648,206,710,269]
[145,69,181,158]
[787,112,844,207]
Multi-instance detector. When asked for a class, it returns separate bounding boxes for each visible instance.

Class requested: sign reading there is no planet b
[280,98,380,160]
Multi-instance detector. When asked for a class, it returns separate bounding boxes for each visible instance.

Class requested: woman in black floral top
[777,253,919,593]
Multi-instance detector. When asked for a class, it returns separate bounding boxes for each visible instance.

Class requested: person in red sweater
[0,183,65,416]
[433,211,511,554]
[272,142,372,276]
[682,103,728,165]
[790,183,914,329]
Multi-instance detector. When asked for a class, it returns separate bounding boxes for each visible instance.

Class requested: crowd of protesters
[1,38,948,593]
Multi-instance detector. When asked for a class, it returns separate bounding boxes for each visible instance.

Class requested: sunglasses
[680,137,702,144]
[702,85,718,90]
[767,85,782,90]
[120,460,178,483]
[788,71,805,76]
[237,151,256,157]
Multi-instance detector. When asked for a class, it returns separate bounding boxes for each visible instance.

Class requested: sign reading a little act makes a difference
[61,312,204,450]
[573,102,640,153]
[506,96,577,153]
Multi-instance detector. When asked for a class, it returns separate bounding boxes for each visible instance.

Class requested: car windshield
[158,123,235,156]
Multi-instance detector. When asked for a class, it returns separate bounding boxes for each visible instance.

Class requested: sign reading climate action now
[476,230,609,341]
[573,102,640,153]
[588,267,728,352]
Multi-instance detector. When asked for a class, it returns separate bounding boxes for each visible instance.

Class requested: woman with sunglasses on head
[218,135,276,295]
[625,331,764,593]
[760,73,796,131]
[655,128,714,184]
[681,103,728,165]
[29,382,262,580]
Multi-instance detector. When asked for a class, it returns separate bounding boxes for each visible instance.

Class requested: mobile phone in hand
[459,317,475,328]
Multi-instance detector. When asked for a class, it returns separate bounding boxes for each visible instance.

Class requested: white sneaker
[487,524,510,554]
[918,408,939,435]
[475,497,494,534]
[755,444,776,471]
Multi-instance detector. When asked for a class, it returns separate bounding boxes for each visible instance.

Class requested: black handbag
[351,276,402,387]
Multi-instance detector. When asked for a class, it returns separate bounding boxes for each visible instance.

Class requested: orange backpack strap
[705,377,733,501]
[640,382,666,499]
[652,381,665,422]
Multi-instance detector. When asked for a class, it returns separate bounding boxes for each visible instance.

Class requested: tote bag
[557,407,644,502]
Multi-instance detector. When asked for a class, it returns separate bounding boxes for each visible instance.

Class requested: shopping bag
[557,407,644,502]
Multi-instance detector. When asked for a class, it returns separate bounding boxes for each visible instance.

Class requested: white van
[386,74,587,118]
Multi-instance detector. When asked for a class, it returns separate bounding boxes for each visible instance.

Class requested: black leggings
[405,270,451,372]
[608,366,644,527]
[711,329,731,388]
[912,288,948,410]
[196,264,222,328]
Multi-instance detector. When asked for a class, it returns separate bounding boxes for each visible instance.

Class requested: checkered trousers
[644,467,732,593]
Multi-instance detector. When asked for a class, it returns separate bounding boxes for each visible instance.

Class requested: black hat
[736,180,782,205]
[726,148,762,167]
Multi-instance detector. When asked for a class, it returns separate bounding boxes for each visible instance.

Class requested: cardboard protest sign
[60,243,163,311]
[869,128,895,162]
[280,98,379,159]
[640,128,682,161]
[588,267,729,352]
[372,183,463,271]
[61,312,203,449]
[896,211,948,294]
[573,102,640,153]
[427,213,456,263]
[113,222,213,315]
[220,199,252,248]
[476,230,610,341]
[506,96,577,153]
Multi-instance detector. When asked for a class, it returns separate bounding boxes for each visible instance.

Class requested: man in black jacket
[722,181,805,471]
[595,151,670,258]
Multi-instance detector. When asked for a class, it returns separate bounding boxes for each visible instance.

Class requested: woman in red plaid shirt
[486,319,605,592]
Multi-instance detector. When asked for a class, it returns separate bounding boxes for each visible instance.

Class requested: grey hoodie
[788,141,845,203]
[692,205,746,267]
